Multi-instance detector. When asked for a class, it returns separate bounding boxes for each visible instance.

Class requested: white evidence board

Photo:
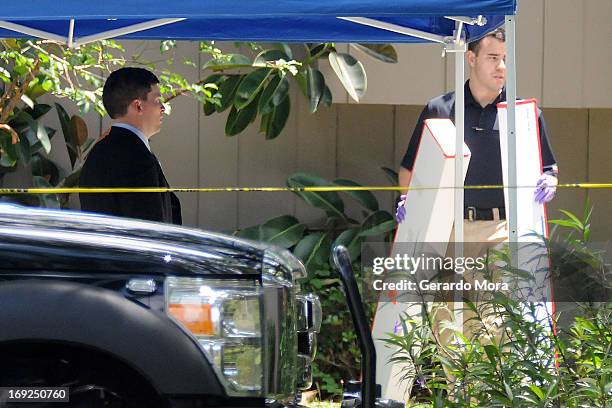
[373,118,470,401]
[498,99,553,311]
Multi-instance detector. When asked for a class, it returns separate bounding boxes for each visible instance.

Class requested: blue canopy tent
[0,1,512,45]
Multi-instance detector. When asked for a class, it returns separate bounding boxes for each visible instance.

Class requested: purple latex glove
[534,174,558,204]
[396,194,407,223]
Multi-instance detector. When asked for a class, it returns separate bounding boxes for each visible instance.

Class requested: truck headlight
[165,277,262,395]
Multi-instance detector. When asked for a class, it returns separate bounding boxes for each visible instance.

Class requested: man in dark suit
[79,67,181,224]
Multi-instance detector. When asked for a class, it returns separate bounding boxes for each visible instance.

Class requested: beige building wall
[323,0,612,108]
[6,0,609,238]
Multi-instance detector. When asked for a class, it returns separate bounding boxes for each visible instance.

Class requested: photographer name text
[372,279,508,291]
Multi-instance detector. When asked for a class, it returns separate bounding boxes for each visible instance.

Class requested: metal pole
[67,19,75,48]
[505,16,518,265]
[454,22,465,327]
[338,17,447,43]
[454,23,465,247]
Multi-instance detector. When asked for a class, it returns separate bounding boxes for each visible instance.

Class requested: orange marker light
[168,303,214,336]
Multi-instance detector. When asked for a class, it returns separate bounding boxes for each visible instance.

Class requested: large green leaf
[55,103,77,167]
[260,112,271,135]
[0,66,10,82]
[0,129,18,168]
[202,73,226,85]
[258,74,289,115]
[528,384,545,401]
[254,49,290,66]
[26,79,52,99]
[332,178,379,212]
[21,125,39,147]
[359,211,396,237]
[234,225,263,240]
[321,86,332,108]
[306,67,325,113]
[328,52,367,102]
[200,74,225,115]
[16,132,32,164]
[31,153,59,186]
[217,75,243,113]
[59,167,81,188]
[25,118,51,155]
[262,96,290,140]
[484,344,499,366]
[234,68,271,110]
[272,43,293,59]
[260,215,306,248]
[45,126,57,141]
[294,232,332,272]
[351,44,398,63]
[80,138,95,157]
[70,115,88,146]
[287,173,345,219]
[32,176,60,209]
[332,228,363,262]
[548,220,578,229]
[20,94,34,109]
[202,54,252,71]
[203,101,216,116]
[559,209,584,230]
[308,43,328,58]
[7,108,31,128]
[25,104,52,120]
[294,71,308,99]
[225,95,259,136]
[380,166,399,186]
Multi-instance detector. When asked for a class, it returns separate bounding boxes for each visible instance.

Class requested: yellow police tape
[0,183,612,194]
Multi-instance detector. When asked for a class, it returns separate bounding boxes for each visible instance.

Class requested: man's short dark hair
[468,27,506,55]
[102,67,159,119]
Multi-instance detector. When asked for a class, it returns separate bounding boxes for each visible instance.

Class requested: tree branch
[0,124,19,144]
[163,77,210,102]
[0,80,17,120]
[0,59,41,124]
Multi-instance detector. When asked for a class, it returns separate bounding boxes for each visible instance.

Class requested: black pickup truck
[0,204,320,407]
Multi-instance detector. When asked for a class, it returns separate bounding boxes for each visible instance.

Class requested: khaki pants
[462,219,508,247]
[427,219,510,393]
[400,219,509,397]
[434,219,509,343]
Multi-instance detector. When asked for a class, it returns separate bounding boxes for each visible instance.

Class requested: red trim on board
[498,98,557,327]
[496,98,538,108]
[374,118,470,330]
[424,119,471,159]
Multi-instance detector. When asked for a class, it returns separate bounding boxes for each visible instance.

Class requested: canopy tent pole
[338,17,447,44]
[452,20,466,331]
[67,19,75,48]
[72,19,185,47]
[445,15,488,26]
[0,18,185,47]
[0,21,67,43]
[453,22,465,246]
[505,15,518,267]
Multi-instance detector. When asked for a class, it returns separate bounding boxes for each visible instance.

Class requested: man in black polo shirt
[396,26,558,244]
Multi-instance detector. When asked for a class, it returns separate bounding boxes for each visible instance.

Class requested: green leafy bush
[0,101,94,208]
[382,207,611,407]
[235,170,398,398]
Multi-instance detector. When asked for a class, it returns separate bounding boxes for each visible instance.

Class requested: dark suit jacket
[79,126,182,224]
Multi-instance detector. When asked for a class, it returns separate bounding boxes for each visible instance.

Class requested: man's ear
[132,100,143,113]
[466,50,477,68]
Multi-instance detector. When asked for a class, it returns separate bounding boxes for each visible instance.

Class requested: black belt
[464,207,506,221]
